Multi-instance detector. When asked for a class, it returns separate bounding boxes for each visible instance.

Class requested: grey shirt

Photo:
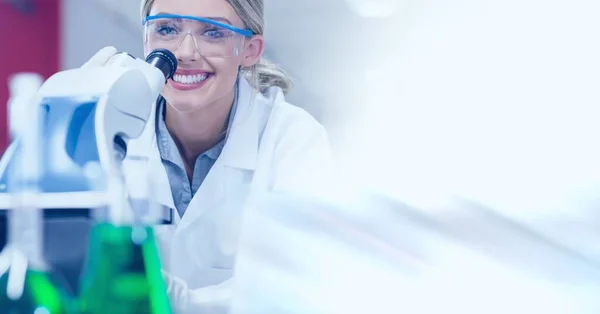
[155,87,238,217]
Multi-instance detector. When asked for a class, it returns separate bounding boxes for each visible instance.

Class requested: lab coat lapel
[174,78,264,236]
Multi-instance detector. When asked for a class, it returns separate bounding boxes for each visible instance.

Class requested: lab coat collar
[219,76,261,170]
[171,77,263,232]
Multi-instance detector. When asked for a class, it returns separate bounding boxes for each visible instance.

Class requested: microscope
[0,48,177,290]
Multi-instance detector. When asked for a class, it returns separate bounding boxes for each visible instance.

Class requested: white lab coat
[122,76,334,312]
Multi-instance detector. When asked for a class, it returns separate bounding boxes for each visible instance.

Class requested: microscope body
[0,55,166,209]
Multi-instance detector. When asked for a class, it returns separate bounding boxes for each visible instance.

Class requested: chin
[164,96,210,113]
[161,86,210,111]
[167,103,203,112]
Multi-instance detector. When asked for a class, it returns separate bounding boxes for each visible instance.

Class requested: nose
[175,32,199,62]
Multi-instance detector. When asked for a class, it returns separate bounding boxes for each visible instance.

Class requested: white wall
[61,0,144,70]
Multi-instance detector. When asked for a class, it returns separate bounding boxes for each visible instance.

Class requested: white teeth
[173,73,209,84]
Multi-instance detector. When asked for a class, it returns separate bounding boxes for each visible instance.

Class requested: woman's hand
[80,46,118,68]
[161,269,190,312]
[161,269,233,313]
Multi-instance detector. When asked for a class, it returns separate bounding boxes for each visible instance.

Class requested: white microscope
[0,48,176,208]
[0,48,177,290]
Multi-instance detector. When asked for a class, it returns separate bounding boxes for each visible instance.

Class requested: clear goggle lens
[144,16,252,58]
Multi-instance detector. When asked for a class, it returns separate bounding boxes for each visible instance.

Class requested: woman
[86,0,333,311]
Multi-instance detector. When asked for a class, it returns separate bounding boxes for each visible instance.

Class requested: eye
[203,28,228,39]
[155,25,178,36]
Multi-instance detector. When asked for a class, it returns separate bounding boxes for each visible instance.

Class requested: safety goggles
[142,14,254,58]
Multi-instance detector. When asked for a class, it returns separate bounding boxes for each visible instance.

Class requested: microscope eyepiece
[145,49,177,81]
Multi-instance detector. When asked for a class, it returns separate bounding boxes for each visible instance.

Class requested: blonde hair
[140,0,293,94]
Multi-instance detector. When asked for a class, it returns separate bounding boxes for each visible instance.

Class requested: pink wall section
[0,0,61,152]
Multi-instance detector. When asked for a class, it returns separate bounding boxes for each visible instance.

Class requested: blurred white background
[5,1,600,312]
[77,0,600,220]
[61,0,143,69]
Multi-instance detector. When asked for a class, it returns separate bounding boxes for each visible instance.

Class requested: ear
[241,35,264,68]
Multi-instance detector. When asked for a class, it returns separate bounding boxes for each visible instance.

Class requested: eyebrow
[205,17,233,25]
[154,12,233,25]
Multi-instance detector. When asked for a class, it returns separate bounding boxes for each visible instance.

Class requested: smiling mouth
[171,73,213,85]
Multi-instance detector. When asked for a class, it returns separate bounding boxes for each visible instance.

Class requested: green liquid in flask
[0,267,75,314]
[78,223,172,314]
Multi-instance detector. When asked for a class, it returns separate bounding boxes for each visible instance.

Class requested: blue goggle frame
[143,14,254,37]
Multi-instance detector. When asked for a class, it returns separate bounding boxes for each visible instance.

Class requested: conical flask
[0,73,75,313]
[77,158,171,314]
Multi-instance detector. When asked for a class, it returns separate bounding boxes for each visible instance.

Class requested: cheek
[211,58,243,85]
[212,57,242,74]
